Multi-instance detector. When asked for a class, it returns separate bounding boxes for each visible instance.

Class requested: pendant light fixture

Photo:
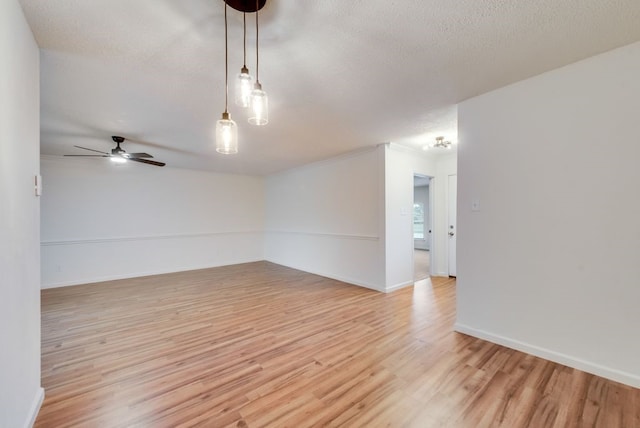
[235,12,253,108]
[249,0,268,126]
[216,1,238,154]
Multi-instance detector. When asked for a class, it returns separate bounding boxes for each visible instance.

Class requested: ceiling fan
[64,136,166,167]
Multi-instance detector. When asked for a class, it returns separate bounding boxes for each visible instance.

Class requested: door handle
[448,232,455,237]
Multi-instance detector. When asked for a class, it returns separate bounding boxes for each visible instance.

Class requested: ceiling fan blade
[64,154,110,157]
[73,145,109,155]
[128,157,165,167]
[125,152,153,158]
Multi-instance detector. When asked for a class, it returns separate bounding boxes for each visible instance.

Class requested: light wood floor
[414,249,430,281]
[38,262,639,427]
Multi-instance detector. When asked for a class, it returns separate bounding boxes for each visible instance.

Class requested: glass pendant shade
[249,83,268,126]
[215,112,238,154]
[235,67,253,108]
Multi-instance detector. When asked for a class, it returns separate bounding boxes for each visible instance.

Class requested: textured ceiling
[20,0,640,175]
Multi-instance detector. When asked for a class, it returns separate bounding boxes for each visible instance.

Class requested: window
[413,203,424,239]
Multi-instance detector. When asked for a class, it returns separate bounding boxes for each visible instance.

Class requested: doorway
[413,174,432,281]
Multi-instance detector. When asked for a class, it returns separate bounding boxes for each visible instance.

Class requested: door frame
[447,173,457,277]
[412,173,434,281]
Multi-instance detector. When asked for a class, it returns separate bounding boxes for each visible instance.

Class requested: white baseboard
[41,258,264,289]
[431,271,449,277]
[454,323,640,389]
[264,259,383,292]
[24,387,44,428]
[385,280,414,293]
[43,257,384,293]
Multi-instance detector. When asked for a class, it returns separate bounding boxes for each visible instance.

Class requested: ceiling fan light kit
[64,136,166,167]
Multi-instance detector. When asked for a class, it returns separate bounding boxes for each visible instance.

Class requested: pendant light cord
[255,0,259,84]
[224,1,229,113]
[243,12,247,68]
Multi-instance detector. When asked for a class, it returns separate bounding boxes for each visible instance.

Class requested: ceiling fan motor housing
[111,136,126,155]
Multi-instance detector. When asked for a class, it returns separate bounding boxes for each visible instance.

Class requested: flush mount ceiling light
[423,136,453,150]
[215,1,238,154]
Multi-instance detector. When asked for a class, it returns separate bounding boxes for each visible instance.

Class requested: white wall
[43,142,456,293]
[456,41,640,387]
[0,1,44,426]
[265,147,385,290]
[413,184,429,250]
[41,157,265,288]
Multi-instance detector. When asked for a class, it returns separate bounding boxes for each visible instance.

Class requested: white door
[448,174,457,277]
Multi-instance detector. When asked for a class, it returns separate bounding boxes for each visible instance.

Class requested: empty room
[2,0,640,427]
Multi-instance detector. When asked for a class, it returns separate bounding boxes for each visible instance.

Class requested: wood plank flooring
[38,261,640,427]
[414,249,430,281]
